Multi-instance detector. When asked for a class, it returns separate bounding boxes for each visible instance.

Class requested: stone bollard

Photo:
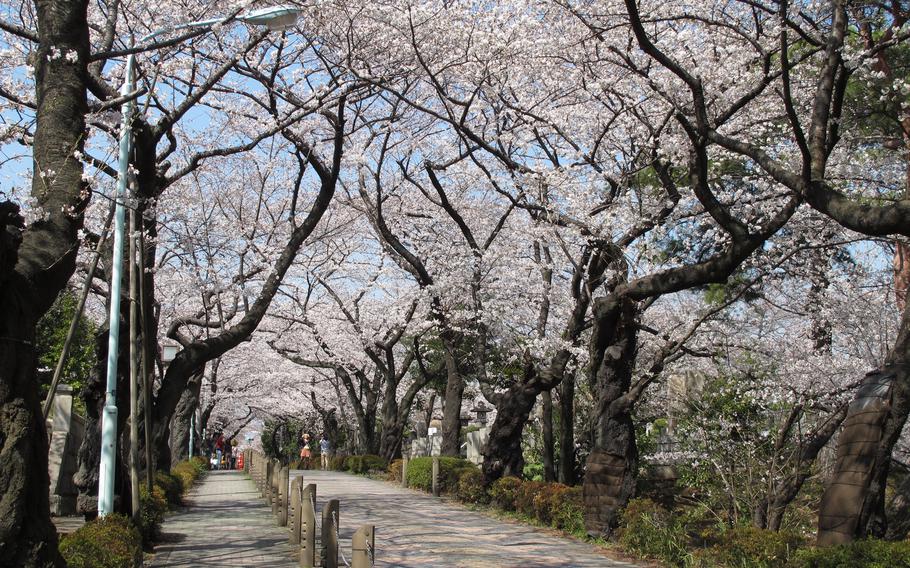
[278,465,290,526]
[271,460,281,515]
[351,525,375,568]
[264,459,273,501]
[289,477,302,544]
[401,456,408,488]
[321,499,340,568]
[432,456,440,497]
[300,484,317,568]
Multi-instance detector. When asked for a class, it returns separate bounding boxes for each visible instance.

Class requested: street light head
[239,6,302,31]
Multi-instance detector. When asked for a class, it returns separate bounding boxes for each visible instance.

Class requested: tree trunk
[440,330,465,456]
[542,389,556,482]
[0,276,63,566]
[74,325,131,518]
[583,296,640,537]
[817,307,910,545]
[559,375,576,485]
[0,0,90,563]
[169,367,204,463]
[481,366,541,483]
[754,405,847,531]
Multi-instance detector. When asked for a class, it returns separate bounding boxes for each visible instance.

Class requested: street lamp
[98,5,302,518]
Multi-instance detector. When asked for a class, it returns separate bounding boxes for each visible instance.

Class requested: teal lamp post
[98,5,301,517]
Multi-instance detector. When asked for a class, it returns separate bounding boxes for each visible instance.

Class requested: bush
[531,483,571,526]
[514,480,546,518]
[59,513,143,568]
[693,526,804,567]
[154,471,183,507]
[171,461,201,492]
[489,476,522,511]
[456,469,488,504]
[405,456,476,493]
[137,485,167,545]
[330,455,347,471]
[790,539,910,567]
[387,459,403,482]
[346,454,388,474]
[618,498,691,567]
[549,486,584,533]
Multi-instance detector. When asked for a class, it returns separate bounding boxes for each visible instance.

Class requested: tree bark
[169,367,205,463]
[818,307,910,545]
[559,375,576,485]
[582,296,640,537]
[0,2,90,562]
[73,325,132,518]
[440,329,466,456]
[542,389,556,482]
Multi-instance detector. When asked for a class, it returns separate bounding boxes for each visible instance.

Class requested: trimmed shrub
[549,486,584,533]
[59,513,143,568]
[330,455,347,471]
[137,485,167,545]
[154,471,183,507]
[387,459,403,482]
[489,476,522,511]
[514,480,546,518]
[456,469,488,504]
[530,483,572,526]
[692,526,804,568]
[346,454,388,474]
[618,498,691,567]
[405,457,476,493]
[171,461,199,491]
[790,539,910,567]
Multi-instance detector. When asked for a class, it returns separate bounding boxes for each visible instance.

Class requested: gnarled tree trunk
[169,367,205,463]
[817,308,910,545]
[0,1,90,563]
[582,296,640,537]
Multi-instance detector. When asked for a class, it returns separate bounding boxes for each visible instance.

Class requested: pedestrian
[299,432,312,469]
[223,437,233,470]
[214,432,225,470]
[319,433,331,470]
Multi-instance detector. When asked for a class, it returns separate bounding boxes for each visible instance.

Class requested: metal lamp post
[98,5,301,518]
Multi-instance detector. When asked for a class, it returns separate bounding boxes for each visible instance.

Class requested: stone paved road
[293,469,640,568]
[149,470,296,567]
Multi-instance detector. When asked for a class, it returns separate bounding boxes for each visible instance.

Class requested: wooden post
[321,499,340,568]
[289,477,302,544]
[401,456,408,488]
[351,525,375,568]
[278,465,289,526]
[300,484,317,568]
[432,456,440,497]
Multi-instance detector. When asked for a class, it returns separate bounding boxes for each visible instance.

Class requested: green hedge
[137,485,167,545]
[345,454,388,474]
[693,526,805,568]
[790,539,910,567]
[405,456,476,493]
[455,469,488,504]
[59,513,143,568]
[154,471,183,508]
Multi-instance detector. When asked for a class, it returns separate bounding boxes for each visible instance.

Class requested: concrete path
[149,470,296,567]
[293,469,639,568]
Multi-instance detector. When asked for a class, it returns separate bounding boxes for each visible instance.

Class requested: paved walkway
[293,469,638,568]
[149,470,296,567]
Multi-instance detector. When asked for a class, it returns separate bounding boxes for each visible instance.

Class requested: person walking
[299,433,312,469]
[214,433,225,470]
[319,433,331,470]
